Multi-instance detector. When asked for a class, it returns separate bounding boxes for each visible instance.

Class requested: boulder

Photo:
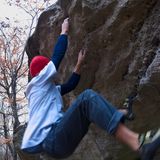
[19,0,160,159]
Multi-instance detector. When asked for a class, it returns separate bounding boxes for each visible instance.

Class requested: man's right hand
[61,18,69,35]
[74,49,87,74]
[77,49,86,66]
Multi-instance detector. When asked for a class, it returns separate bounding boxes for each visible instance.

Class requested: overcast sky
[0,0,58,26]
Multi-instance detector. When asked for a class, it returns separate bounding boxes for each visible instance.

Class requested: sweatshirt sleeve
[60,73,80,95]
[51,34,68,70]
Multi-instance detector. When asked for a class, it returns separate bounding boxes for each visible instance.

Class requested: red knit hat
[30,56,50,77]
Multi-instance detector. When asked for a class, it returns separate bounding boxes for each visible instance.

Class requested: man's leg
[113,123,160,160]
[43,89,160,160]
[43,89,124,158]
[115,123,139,150]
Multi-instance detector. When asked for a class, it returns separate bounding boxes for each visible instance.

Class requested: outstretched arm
[52,18,69,70]
[60,49,86,95]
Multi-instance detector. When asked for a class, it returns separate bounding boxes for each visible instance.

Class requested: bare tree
[0,21,28,160]
[0,100,13,160]
[0,0,54,159]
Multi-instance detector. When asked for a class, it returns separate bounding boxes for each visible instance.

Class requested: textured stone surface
[19,0,160,159]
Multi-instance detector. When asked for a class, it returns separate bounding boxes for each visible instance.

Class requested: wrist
[61,30,68,35]
[74,63,81,74]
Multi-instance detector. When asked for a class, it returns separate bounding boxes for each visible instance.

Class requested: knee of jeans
[82,89,97,100]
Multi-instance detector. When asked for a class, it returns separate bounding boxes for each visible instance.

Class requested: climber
[21,18,160,160]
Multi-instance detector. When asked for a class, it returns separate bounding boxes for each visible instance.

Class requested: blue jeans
[41,89,124,158]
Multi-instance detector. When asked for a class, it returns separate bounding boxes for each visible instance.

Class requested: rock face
[21,0,160,159]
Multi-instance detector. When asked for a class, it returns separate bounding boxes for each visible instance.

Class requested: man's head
[30,56,50,77]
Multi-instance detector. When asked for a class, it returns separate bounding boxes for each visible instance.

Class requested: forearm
[73,63,82,75]
[74,49,86,75]
[51,34,68,70]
